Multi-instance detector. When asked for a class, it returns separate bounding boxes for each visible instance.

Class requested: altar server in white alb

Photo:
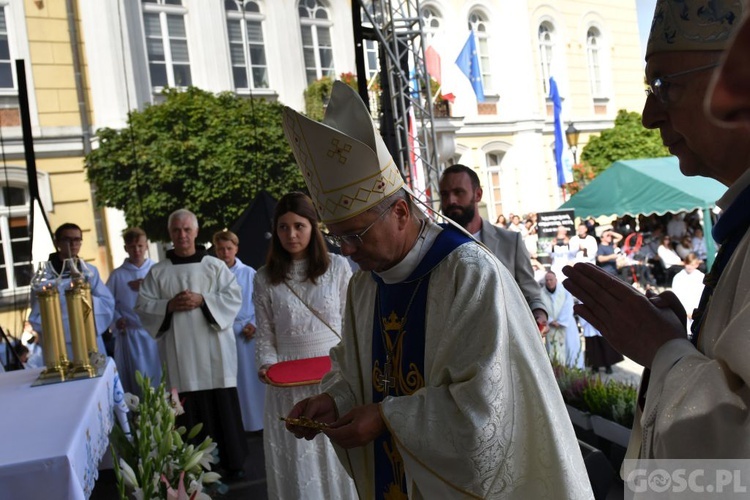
[106,227,161,395]
[29,222,115,358]
[136,209,247,476]
[212,229,265,433]
[283,81,592,499]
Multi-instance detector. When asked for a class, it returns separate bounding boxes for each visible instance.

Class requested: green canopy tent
[559,157,726,267]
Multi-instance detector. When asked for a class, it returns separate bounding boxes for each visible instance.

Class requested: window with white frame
[142,0,192,89]
[360,4,379,81]
[225,0,268,90]
[486,152,504,221]
[586,27,604,97]
[538,22,554,95]
[298,0,334,85]
[0,5,13,90]
[421,5,442,39]
[469,11,492,91]
[0,182,31,294]
[363,39,378,80]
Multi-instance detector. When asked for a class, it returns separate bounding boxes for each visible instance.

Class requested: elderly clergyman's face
[642,50,750,185]
[545,273,557,290]
[169,216,197,253]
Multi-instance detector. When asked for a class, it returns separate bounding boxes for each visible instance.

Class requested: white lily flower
[112,368,223,499]
[202,471,221,484]
[198,449,215,470]
[124,393,140,412]
[182,449,204,471]
[118,458,139,489]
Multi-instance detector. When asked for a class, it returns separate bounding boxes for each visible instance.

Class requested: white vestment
[540,285,583,368]
[322,224,592,499]
[658,244,683,268]
[253,255,357,500]
[569,234,598,264]
[670,268,705,334]
[550,242,577,280]
[29,257,115,358]
[135,252,241,392]
[629,170,750,459]
[228,258,265,432]
[106,258,162,394]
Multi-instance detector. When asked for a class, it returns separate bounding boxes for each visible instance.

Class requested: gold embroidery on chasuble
[373,311,425,396]
[383,438,408,500]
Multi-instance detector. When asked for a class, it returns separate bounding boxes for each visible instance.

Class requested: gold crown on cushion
[282,81,404,224]
[646,0,746,58]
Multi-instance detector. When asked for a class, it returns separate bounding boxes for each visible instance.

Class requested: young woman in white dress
[253,192,356,500]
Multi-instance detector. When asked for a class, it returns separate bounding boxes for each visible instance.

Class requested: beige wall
[23,0,107,273]
[0,1,109,335]
[527,0,645,119]
[448,0,647,219]
[25,0,94,127]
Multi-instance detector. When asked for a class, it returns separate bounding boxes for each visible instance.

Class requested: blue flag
[455,32,484,102]
[549,77,566,187]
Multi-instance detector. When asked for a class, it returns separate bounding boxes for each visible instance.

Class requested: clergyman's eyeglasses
[322,202,397,248]
[645,62,720,105]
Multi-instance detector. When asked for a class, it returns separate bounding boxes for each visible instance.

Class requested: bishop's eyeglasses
[645,62,720,105]
[322,201,397,248]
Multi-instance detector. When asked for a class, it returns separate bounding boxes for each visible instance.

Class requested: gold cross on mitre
[327,138,352,164]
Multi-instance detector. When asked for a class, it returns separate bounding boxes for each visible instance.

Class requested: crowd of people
[3,0,750,496]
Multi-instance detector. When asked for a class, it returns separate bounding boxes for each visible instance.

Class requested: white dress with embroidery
[253,254,356,500]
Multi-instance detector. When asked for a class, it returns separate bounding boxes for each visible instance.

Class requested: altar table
[0,358,123,499]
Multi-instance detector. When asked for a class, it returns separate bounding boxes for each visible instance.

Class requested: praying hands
[562,262,686,368]
[167,290,204,313]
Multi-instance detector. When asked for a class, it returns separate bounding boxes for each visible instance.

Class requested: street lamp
[565,122,580,163]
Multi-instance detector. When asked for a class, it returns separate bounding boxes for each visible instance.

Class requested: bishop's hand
[286,393,338,440]
[323,403,386,449]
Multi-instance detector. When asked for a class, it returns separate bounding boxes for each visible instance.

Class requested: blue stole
[691,183,750,344]
[370,225,471,499]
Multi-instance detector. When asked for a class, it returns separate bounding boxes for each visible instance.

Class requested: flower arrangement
[582,377,637,428]
[110,372,221,500]
[552,361,637,428]
[552,362,596,412]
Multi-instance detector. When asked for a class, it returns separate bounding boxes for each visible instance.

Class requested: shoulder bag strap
[283,281,341,340]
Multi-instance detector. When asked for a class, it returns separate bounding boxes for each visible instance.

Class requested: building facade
[0,0,647,335]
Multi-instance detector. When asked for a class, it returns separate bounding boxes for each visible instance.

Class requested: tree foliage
[85,87,303,242]
[303,73,359,121]
[580,109,669,175]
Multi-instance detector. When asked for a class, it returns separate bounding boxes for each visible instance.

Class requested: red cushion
[265,356,332,387]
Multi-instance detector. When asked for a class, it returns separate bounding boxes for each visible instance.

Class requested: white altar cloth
[0,358,121,500]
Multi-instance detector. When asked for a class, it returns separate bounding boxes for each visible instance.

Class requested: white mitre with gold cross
[282,81,405,224]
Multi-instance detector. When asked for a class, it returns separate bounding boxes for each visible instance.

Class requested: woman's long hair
[266,192,330,285]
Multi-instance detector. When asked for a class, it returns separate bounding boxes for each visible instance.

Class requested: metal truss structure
[353,0,442,208]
